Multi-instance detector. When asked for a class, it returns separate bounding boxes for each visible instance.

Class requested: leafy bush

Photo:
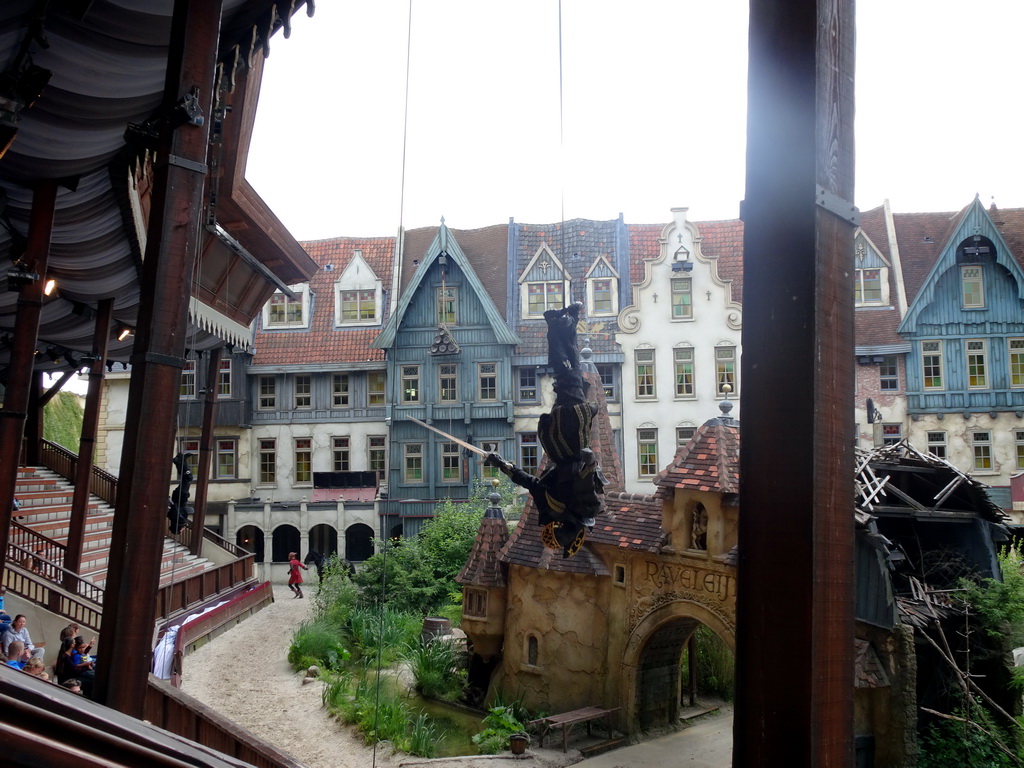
[288,619,350,671]
[44,390,83,454]
[919,699,1015,768]
[472,705,525,755]
[680,626,735,702]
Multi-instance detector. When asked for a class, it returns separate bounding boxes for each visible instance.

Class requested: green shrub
[680,626,735,701]
[919,699,1015,768]
[472,705,525,755]
[288,619,350,671]
[404,638,466,701]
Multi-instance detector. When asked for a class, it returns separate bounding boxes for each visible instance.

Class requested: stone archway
[620,600,735,733]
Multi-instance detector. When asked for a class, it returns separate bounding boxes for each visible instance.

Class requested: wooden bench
[529,706,620,752]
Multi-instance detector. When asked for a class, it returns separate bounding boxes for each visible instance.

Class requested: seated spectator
[62,636,94,697]
[54,637,77,683]
[2,614,45,659]
[22,657,49,681]
[0,584,8,616]
[72,636,95,668]
[5,640,28,669]
[59,623,80,643]
[61,678,83,695]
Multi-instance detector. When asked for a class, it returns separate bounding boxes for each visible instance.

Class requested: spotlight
[116,326,133,341]
[7,267,38,292]
[43,278,55,296]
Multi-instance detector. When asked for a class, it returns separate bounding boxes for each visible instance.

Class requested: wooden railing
[0,664,299,768]
[38,439,117,507]
[9,521,67,572]
[155,555,254,621]
[3,552,102,631]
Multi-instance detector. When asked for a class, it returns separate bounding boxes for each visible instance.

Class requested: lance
[407,416,488,457]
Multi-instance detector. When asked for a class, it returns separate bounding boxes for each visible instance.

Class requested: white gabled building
[617,207,744,494]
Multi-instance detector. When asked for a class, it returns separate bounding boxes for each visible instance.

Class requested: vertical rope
[373,4,413,766]
[558,0,566,295]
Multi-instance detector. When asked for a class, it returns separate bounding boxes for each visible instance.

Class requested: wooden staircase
[13,466,213,589]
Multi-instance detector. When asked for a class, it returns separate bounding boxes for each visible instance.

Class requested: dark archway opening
[271,524,300,563]
[235,525,264,562]
[345,523,374,562]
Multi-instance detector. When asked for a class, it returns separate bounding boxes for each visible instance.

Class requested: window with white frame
[178,439,199,475]
[217,358,231,398]
[715,345,738,395]
[368,435,386,480]
[478,362,497,401]
[333,437,350,471]
[437,286,457,325]
[961,265,985,308]
[404,443,423,483]
[926,431,947,460]
[1015,430,1024,470]
[588,277,617,316]
[258,376,276,410]
[596,363,617,401]
[368,371,386,405]
[525,281,566,318]
[439,363,459,402]
[519,432,540,476]
[854,268,883,304]
[638,428,658,477]
[402,366,420,403]
[332,374,350,407]
[440,442,460,483]
[677,426,696,446]
[258,438,276,485]
[674,347,695,398]
[881,424,902,446]
[1010,339,1024,388]
[180,360,196,399]
[635,348,656,398]
[334,251,381,326]
[517,368,538,403]
[671,278,693,320]
[294,438,312,484]
[973,431,993,471]
[294,375,312,409]
[265,287,308,328]
[921,341,944,390]
[215,439,237,479]
[879,355,899,391]
[966,339,988,388]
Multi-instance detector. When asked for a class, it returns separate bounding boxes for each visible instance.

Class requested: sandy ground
[179,585,584,768]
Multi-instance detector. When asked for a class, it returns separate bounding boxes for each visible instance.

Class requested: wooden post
[24,371,43,465]
[189,345,223,555]
[64,298,113,584]
[0,181,57,581]
[734,0,856,766]
[93,0,221,716]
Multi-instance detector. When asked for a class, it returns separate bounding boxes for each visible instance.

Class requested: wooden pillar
[93,0,221,716]
[0,181,57,580]
[64,298,113,583]
[189,345,223,555]
[733,0,856,766]
[24,371,43,465]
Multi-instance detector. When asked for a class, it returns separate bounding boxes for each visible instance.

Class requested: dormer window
[526,281,565,316]
[961,265,985,308]
[335,250,383,326]
[265,286,309,329]
[854,269,882,304]
[520,244,570,318]
[585,256,619,316]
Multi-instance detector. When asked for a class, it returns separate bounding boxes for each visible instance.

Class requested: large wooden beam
[0,181,57,581]
[189,346,223,555]
[64,298,113,582]
[734,0,856,765]
[93,0,222,716]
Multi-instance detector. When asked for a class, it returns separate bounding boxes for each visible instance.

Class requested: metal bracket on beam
[165,154,208,175]
[816,185,860,225]
[130,351,186,369]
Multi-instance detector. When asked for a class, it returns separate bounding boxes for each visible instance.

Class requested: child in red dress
[287,552,308,598]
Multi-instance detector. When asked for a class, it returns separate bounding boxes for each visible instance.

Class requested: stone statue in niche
[691,502,708,550]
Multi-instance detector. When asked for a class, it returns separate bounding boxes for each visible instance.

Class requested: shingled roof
[457,500,511,588]
[252,236,394,366]
[655,402,740,497]
[587,492,664,553]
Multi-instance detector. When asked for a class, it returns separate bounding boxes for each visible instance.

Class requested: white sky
[246,1,1024,241]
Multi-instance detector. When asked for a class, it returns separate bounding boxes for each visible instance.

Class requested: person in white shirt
[2,614,45,659]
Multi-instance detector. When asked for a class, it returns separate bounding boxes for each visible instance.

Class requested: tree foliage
[44,390,83,454]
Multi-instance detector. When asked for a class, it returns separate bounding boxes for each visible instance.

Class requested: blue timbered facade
[372,221,519,536]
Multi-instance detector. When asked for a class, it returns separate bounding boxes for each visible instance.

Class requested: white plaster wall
[617,208,743,494]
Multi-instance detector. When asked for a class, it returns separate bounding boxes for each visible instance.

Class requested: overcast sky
[246,1,1022,240]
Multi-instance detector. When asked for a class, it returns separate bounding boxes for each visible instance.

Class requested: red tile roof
[655,410,740,496]
[587,492,664,552]
[253,236,395,366]
[457,510,510,588]
[694,219,745,303]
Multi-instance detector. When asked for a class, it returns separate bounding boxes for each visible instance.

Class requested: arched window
[527,635,539,666]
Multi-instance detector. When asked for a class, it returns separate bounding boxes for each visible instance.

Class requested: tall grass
[403,638,465,701]
[680,626,735,701]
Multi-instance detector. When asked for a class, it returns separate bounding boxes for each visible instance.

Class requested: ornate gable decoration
[429,325,461,355]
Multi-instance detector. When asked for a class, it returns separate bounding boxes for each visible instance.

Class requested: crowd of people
[0,613,94,696]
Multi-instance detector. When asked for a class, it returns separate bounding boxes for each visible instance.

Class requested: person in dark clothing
[485,302,607,557]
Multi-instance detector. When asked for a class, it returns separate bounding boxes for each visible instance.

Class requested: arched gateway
[458,375,739,734]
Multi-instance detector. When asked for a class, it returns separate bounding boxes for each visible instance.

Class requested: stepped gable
[499,367,620,572]
[457,488,511,588]
[402,223,510,317]
[587,492,662,552]
[655,404,740,498]
[253,236,394,366]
